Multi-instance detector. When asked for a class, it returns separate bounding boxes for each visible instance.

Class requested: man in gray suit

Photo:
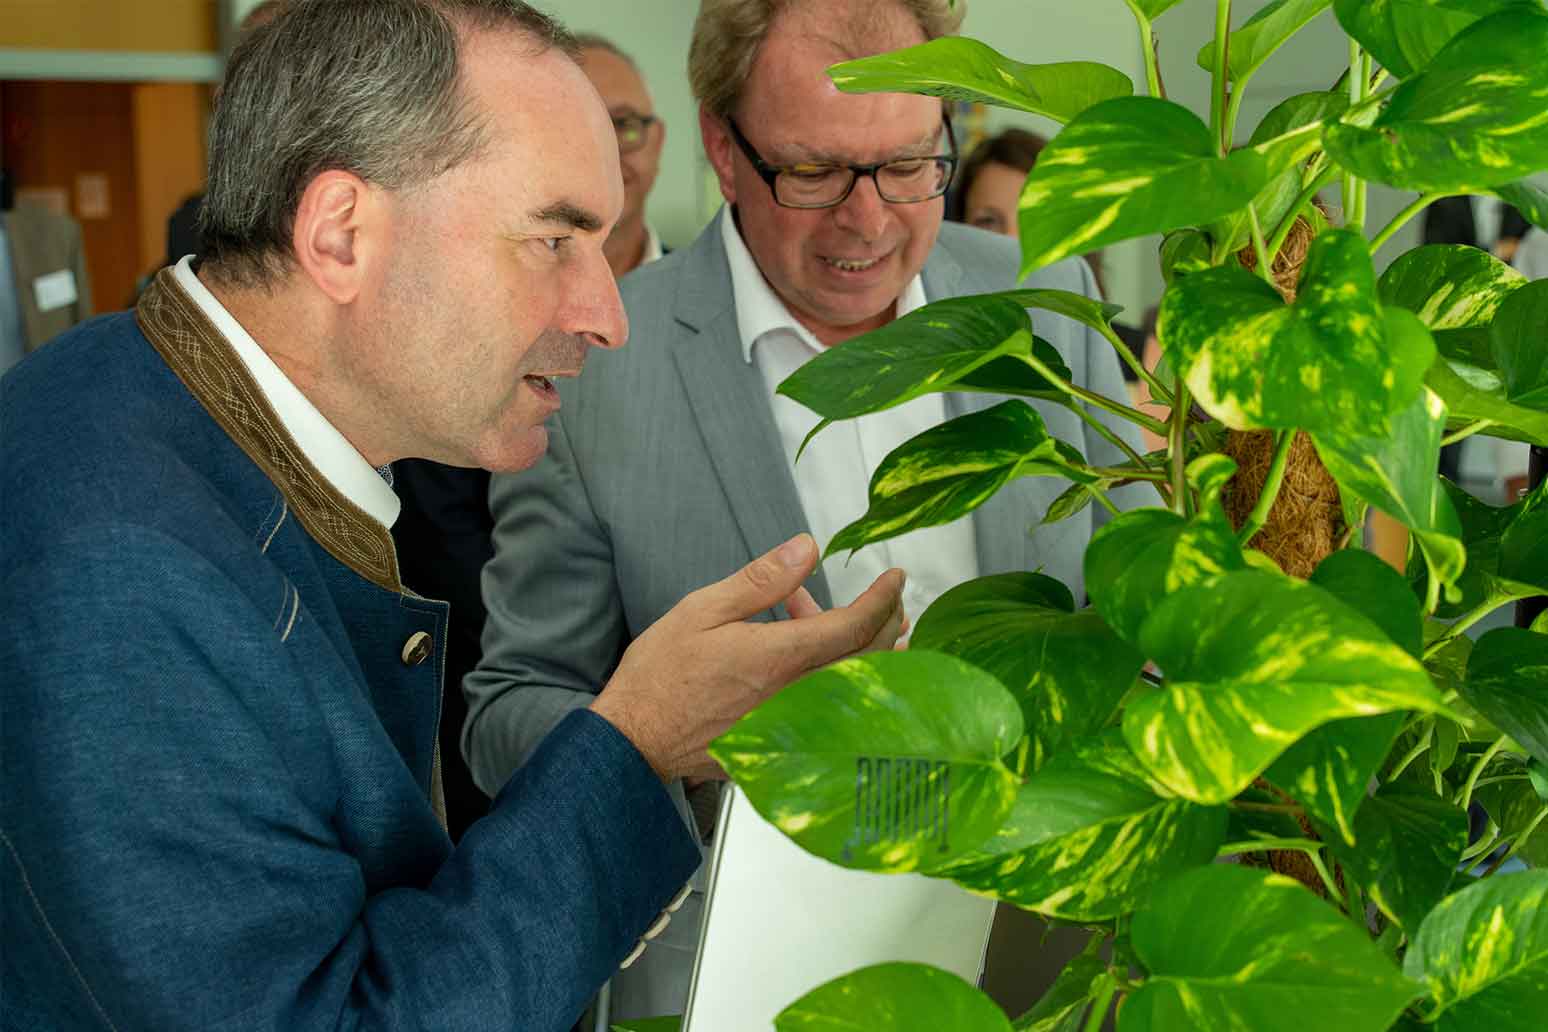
[467,0,1143,1022]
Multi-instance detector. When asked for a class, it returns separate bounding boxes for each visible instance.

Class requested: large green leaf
[1378,243,1527,365]
[1324,8,1548,192]
[934,732,1226,920]
[1464,628,1548,767]
[1198,0,1335,83]
[1266,714,1407,845]
[826,402,1087,559]
[1426,353,1548,445]
[1160,228,1435,434]
[710,651,1022,871]
[1497,171,1548,230]
[776,295,1066,427]
[912,573,1144,776]
[1312,387,1466,598]
[1015,97,1276,275]
[1084,508,1246,647]
[1123,866,1419,1032]
[1412,479,1547,618]
[1012,953,1106,1032]
[1124,0,1188,19]
[1126,570,1446,803]
[1321,786,1469,932]
[1334,0,1536,80]
[1405,870,1548,1030]
[1492,279,1548,411]
[1311,547,1425,657]
[775,962,1012,1032]
[828,37,1131,124]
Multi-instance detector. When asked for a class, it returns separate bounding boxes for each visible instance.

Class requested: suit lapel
[666,212,833,609]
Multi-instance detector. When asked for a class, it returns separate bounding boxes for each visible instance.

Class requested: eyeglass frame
[611,113,660,154]
[724,115,959,210]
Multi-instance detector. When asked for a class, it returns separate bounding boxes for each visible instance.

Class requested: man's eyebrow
[530,202,604,233]
[778,125,947,165]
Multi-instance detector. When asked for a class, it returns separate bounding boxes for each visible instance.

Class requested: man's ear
[290,170,382,305]
[698,106,737,205]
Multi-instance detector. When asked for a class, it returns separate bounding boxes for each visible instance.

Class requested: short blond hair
[688,0,965,118]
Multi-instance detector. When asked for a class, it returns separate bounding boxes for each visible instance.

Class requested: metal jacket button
[400,631,433,666]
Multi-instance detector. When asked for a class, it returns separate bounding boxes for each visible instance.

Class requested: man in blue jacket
[0,2,905,1029]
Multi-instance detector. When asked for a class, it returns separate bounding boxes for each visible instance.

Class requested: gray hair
[201,0,576,288]
[689,0,965,119]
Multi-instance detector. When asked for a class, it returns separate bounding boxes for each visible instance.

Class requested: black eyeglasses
[725,117,957,209]
[612,113,659,154]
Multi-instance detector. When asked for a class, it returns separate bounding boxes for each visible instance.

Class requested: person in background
[1,169,93,374]
[391,30,673,840]
[465,0,1142,1022]
[1,2,906,1028]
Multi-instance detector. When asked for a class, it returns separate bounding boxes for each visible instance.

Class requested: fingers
[784,585,823,621]
[688,534,819,628]
[761,568,907,682]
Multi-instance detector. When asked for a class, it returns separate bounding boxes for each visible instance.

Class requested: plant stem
[1483,807,1548,876]
[1305,849,1344,904]
[1098,322,1173,406]
[1459,826,1500,864]
[1212,0,1232,155]
[1237,428,1295,545]
[1422,599,1506,660]
[1247,202,1274,286]
[1070,395,1159,474]
[1229,800,1304,814]
[1268,165,1339,260]
[1224,69,1252,153]
[1138,15,1164,99]
[1083,974,1118,1032]
[1343,38,1363,231]
[1023,353,1171,437]
[1456,738,1509,811]
[1169,382,1191,516]
[1441,419,1495,447]
[1369,192,1446,255]
[1217,837,1324,856]
[1386,722,1433,782]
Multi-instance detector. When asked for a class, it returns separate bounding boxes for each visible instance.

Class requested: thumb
[692,534,818,627]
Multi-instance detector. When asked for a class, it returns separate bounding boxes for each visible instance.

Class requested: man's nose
[831,173,891,241]
[572,255,629,351]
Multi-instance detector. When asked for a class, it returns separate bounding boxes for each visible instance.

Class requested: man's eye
[541,237,566,254]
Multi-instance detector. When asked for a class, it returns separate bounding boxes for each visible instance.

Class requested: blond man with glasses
[470,0,1143,1022]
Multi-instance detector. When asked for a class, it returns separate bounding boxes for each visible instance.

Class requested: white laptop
[680,784,997,1031]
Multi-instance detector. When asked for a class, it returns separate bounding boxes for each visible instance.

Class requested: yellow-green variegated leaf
[1319,786,1470,932]
[1404,870,1548,1030]
[1412,478,1548,618]
[1464,628,1548,767]
[827,401,1087,559]
[1498,171,1548,230]
[1125,571,1446,804]
[777,295,1072,429]
[1379,243,1526,357]
[1492,280,1548,411]
[776,962,1013,1032]
[710,650,1022,872]
[913,573,1145,776]
[1160,228,1436,434]
[1334,0,1539,81]
[1197,0,1335,83]
[828,37,1132,125]
[1426,354,1548,445]
[1016,97,1275,276]
[1124,866,1420,1032]
[1312,388,1467,597]
[933,732,1226,920]
[1084,508,1246,647]
[1323,8,1548,192]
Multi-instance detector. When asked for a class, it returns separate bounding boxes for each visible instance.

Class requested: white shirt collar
[642,223,664,265]
[719,206,926,363]
[172,257,401,528]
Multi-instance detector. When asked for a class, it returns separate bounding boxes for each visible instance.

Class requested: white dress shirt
[720,210,979,626]
[173,257,400,528]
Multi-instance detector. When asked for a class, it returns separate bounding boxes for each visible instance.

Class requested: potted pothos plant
[619,2,1548,1030]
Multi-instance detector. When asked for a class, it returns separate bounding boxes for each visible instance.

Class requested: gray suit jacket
[466,212,1144,1021]
[3,205,93,352]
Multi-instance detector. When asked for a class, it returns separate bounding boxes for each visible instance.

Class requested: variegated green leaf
[1498,171,1548,230]
[1016,97,1276,276]
[1126,570,1446,804]
[827,401,1086,559]
[1311,548,1425,658]
[1320,786,1469,932]
[1012,952,1106,1032]
[1464,628,1548,767]
[1198,0,1335,83]
[1492,279,1548,411]
[1404,870,1548,1030]
[1378,243,1527,366]
[828,37,1132,124]
[776,962,1012,1032]
[776,295,1070,428]
[1160,228,1212,285]
[934,732,1226,920]
[1160,228,1436,434]
[1323,8,1548,192]
[1266,714,1407,845]
[1084,508,1246,647]
[1333,0,1536,80]
[1411,478,1546,618]
[710,651,1022,872]
[1426,352,1548,445]
[1124,866,1420,1032]
[1312,388,1467,598]
[913,573,1145,776]
[1124,0,1188,19]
